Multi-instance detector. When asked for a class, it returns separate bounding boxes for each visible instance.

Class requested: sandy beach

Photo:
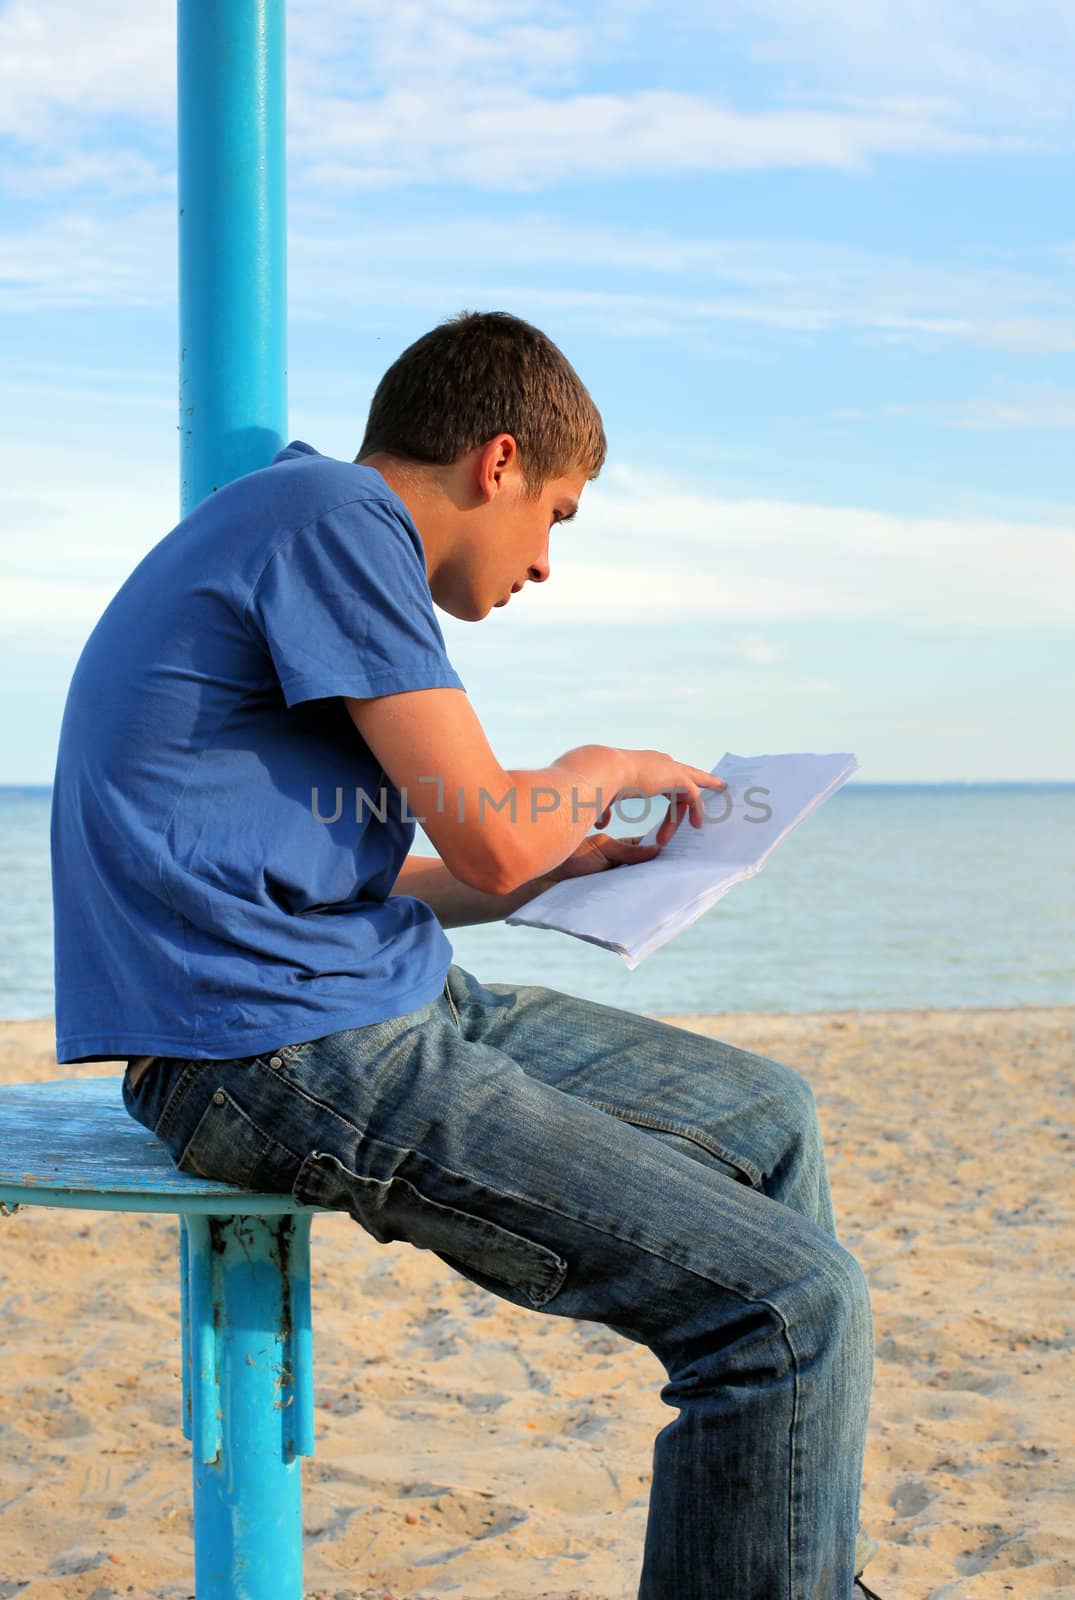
[0,1004,1071,1600]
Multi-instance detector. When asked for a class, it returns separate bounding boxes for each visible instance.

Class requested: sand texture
[0,1005,1072,1600]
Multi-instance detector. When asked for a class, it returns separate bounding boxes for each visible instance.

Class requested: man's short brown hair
[357,310,606,495]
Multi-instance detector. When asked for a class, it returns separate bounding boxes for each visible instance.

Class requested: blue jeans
[123,962,875,1599]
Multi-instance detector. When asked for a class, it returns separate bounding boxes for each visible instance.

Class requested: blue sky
[1,0,1073,783]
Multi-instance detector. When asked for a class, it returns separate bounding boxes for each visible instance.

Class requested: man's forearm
[389,855,557,929]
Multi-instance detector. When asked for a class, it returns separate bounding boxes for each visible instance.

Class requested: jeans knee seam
[784,1309,803,1598]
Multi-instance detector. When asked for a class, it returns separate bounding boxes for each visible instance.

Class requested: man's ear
[475,433,519,503]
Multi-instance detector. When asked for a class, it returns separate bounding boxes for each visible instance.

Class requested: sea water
[2,783,1071,1021]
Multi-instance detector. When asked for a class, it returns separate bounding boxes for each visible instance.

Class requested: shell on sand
[0,1006,1072,1600]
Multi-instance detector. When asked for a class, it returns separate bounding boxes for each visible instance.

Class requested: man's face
[485,464,586,616]
[388,433,591,623]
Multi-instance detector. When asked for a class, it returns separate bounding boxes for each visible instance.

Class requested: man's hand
[391,832,661,928]
[546,832,661,883]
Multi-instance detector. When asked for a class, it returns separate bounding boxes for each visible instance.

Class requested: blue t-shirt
[51,442,464,1063]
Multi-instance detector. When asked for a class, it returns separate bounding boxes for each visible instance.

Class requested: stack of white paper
[506,751,860,968]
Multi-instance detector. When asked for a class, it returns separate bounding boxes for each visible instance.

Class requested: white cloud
[737,635,787,664]
[0,575,122,633]
[282,216,1075,351]
[568,668,838,705]
[0,441,176,604]
[282,0,1068,186]
[0,368,172,411]
[0,0,174,140]
[10,195,1073,355]
[288,0,593,94]
[1,0,1070,348]
[517,562,862,622]
[506,467,1075,626]
[956,397,1075,428]
[293,88,1014,192]
[4,451,1070,637]
[0,202,174,310]
[712,0,1075,132]
[892,390,1075,430]
[3,150,173,200]
[0,0,1063,202]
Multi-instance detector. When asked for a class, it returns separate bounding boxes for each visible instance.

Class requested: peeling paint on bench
[0,1077,318,1214]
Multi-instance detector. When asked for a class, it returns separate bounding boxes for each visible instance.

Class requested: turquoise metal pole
[178,0,288,516]
[176,5,302,1593]
[182,1212,314,1600]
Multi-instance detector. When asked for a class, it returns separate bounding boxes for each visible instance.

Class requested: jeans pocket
[577,1098,763,1187]
[292,1149,567,1309]
[176,1086,300,1192]
[122,1056,201,1140]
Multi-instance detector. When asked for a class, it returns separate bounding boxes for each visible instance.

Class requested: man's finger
[609,838,661,860]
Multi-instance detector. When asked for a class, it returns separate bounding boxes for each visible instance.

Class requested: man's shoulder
[259,441,402,523]
[179,441,416,581]
[197,444,420,588]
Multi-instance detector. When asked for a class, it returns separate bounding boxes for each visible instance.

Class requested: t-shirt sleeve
[246,498,465,708]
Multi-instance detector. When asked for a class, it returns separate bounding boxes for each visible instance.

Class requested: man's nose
[528,554,551,583]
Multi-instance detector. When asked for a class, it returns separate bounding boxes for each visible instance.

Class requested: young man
[51,311,880,1598]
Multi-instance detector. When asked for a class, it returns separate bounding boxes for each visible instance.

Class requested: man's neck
[356,452,460,586]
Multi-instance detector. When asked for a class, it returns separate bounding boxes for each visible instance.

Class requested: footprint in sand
[889,1478,933,1518]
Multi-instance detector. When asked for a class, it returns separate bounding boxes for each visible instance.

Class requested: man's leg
[445,963,878,1584]
[444,964,837,1232]
[126,969,873,1600]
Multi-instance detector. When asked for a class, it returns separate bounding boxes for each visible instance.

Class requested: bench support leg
[180,1210,315,1599]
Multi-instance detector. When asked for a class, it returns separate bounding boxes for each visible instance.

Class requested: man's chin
[435,590,488,623]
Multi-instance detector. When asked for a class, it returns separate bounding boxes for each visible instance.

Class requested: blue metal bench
[0,1076,325,1600]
